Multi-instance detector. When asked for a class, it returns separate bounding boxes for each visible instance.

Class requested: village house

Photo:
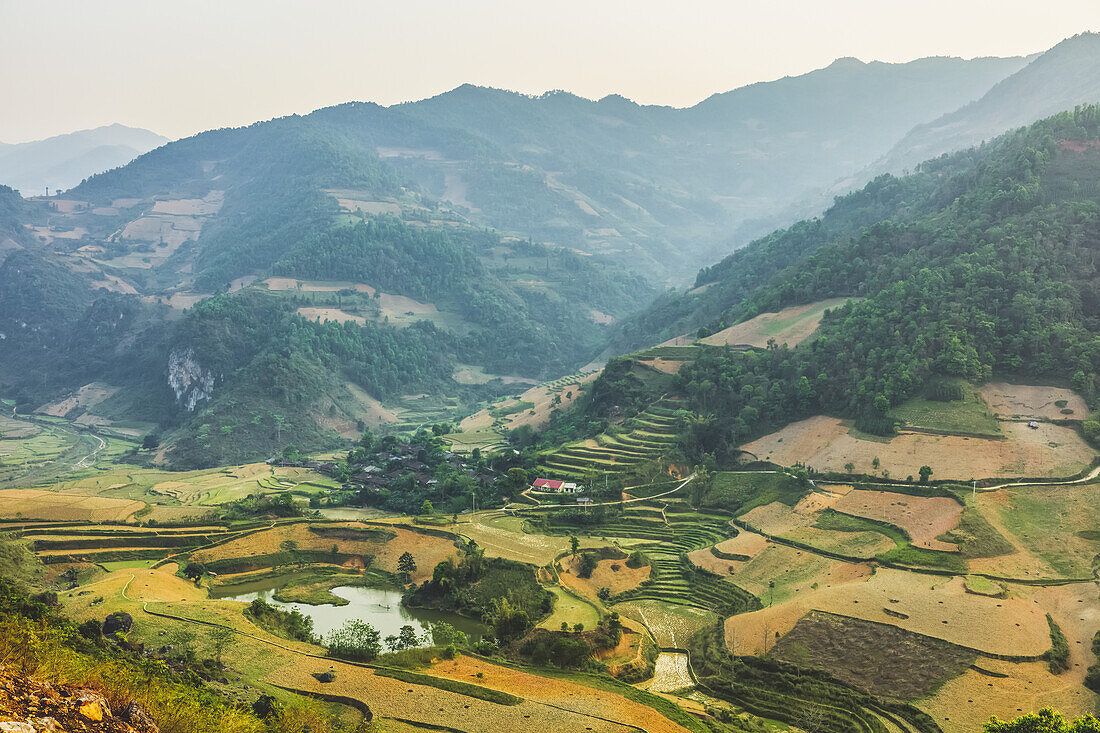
[531,478,582,493]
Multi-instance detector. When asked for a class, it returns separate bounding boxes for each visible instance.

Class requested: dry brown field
[979,383,1089,420]
[740,497,895,558]
[191,523,458,583]
[36,382,118,418]
[832,490,963,551]
[698,297,853,348]
[562,554,650,596]
[919,656,1097,733]
[636,357,687,374]
[0,489,144,521]
[295,307,366,325]
[724,570,1049,658]
[743,415,1095,480]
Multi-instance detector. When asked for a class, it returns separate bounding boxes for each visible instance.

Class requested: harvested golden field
[832,490,963,551]
[191,523,458,583]
[741,498,894,558]
[918,657,1097,733]
[0,489,144,521]
[979,383,1089,421]
[458,513,602,565]
[295,307,366,325]
[636,357,687,374]
[461,371,597,432]
[36,382,118,418]
[709,540,869,606]
[150,191,224,216]
[724,570,1049,657]
[698,297,854,348]
[431,654,690,732]
[561,554,650,596]
[743,415,1095,480]
[268,653,689,732]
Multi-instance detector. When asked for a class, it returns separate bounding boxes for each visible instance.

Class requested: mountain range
[2,33,1100,468]
[0,124,168,196]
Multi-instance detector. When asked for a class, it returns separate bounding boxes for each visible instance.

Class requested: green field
[704,471,807,515]
[888,382,1000,435]
[993,481,1100,576]
[539,584,602,630]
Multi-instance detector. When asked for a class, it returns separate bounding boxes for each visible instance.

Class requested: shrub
[1044,614,1070,674]
[326,619,382,662]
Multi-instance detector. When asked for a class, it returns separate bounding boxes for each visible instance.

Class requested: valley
[4,23,1100,733]
[0,362,1097,732]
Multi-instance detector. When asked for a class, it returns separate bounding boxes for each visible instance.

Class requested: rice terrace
[5,15,1100,733]
[1,371,1098,733]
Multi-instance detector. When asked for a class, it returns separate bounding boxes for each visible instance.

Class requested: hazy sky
[2,0,1099,142]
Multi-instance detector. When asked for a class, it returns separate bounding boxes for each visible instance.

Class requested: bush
[1044,614,1070,674]
[326,618,382,662]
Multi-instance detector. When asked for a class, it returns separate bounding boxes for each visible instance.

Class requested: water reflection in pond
[222,585,485,644]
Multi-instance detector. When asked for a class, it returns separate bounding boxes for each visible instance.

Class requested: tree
[569,535,580,557]
[429,622,468,648]
[420,499,434,516]
[141,434,160,451]
[208,625,236,666]
[507,467,529,492]
[488,597,530,642]
[984,708,1100,732]
[327,619,382,661]
[279,539,301,567]
[572,623,584,633]
[578,553,597,579]
[918,465,933,484]
[183,562,206,582]
[397,551,417,583]
[398,625,420,650]
[597,587,611,602]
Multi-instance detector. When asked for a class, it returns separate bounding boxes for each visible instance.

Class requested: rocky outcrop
[0,667,158,732]
[167,348,215,411]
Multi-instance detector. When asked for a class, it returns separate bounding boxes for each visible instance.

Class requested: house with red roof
[532,478,564,492]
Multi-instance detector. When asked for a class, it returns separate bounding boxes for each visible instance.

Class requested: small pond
[220,584,485,644]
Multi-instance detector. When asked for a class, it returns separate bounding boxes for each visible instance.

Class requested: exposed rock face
[167,348,215,411]
[0,667,158,732]
[102,612,133,636]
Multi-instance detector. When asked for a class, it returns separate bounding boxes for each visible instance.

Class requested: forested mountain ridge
[0,116,652,468]
[573,106,1100,464]
[871,33,1100,182]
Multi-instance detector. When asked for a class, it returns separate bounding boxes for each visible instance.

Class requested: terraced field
[562,513,759,615]
[539,401,682,479]
[17,522,247,565]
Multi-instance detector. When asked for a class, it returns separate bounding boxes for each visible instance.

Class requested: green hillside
[582,106,1100,464]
